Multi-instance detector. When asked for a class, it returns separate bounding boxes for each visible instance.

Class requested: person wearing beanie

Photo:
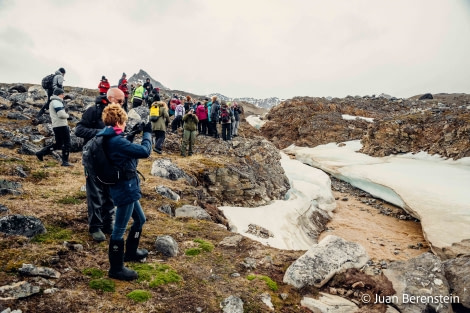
[98,75,110,95]
[143,78,153,106]
[35,88,73,167]
[118,72,129,112]
[37,67,66,117]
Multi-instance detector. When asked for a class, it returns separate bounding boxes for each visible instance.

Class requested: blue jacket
[96,126,152,206]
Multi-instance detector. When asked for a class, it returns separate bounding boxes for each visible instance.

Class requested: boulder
[301,293,359,313]
[383,252,453,313]
[155,185,180,201]
[18,264,60,279]
[283,235,368,288]
[175,205,211,221]
[443,255,470,309]
[220,295,243,313]
[0,180,22,196]
[155,235,179,257]
[419,93,433,100]
[151,158,194,183]
[0,281,40,300]
[0,214,46,237]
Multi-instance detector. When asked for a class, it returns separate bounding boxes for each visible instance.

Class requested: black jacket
[75,95,109,144]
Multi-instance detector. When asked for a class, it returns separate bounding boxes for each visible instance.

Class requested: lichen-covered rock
[383,252,453,313]
[175,205,211,220]
[18,264,60,279]
[0,214,45,237]
[151,158,194,183]
[283,235,368,288]
[0,281,40,300]
[220,295,243,313]
[0,179,22,195]
[155,235,179,257]
[192,136,290,206]
[301,293,359,313]
[443,255,470,309]
[155,185,180,201]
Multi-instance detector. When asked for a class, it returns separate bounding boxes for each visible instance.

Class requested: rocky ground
[0,83,469,313]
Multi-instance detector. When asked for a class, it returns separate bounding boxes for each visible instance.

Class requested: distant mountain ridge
[127,69,281,109]
[207,93,282,109]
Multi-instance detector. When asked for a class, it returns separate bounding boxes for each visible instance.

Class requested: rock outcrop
[283,235,368,289]
[383,253,453,313]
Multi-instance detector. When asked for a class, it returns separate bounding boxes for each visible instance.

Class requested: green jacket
[133,86,145,99]
[151,105,171,131]
[182,113,199,131]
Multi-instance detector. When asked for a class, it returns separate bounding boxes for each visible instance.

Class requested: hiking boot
[61,162,73,167]
[108,239,138,281]
[91,230,106,242]
[35,151,44,161]
[124,229,148,262]
[156,149,162,154]
[188,152,193,156]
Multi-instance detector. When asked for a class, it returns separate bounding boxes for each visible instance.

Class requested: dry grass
[0,143,309,313]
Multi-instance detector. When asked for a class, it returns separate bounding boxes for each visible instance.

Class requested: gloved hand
[130,122,144,134]
[143,122,152,133]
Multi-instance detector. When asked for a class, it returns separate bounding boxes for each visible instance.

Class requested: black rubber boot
[108,239,138,281]
[61,150,73,167]
[35,145,53,161]
[124,229,148,262]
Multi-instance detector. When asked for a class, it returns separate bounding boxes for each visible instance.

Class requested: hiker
[35,88,73,166]
[206,98,213,136]
[195,101,208,135]
[210,96,220,138]
[37,67,66,117]
[181,108,199,157]
[75,88,124,242]
[220,101,233,141]
[150,101,171,154]
[132,80,145,109]
[168,95,180,117]
[143,78,153,105]
[171,100,185,133]
[232,102,242,137]
[98,76,110,95]
[183,95,193,113]
[118,73,129,112]
[147,87,161,108]
[99,103,152,281]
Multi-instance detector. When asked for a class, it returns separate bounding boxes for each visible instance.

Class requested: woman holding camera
[99,103,152,281]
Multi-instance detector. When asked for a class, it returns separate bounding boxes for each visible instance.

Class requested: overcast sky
[0,0,469,99]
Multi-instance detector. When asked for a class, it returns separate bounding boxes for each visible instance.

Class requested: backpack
[41,74,55,90]
[149,105,160,122]
[220,107,230,123]
[82,136,122,185]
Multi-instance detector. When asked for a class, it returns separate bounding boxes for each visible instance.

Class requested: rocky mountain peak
[127,69,167,90]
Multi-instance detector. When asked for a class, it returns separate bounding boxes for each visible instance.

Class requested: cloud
[0,0,469,99]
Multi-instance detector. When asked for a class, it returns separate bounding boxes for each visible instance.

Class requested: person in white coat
[35,88,73,166]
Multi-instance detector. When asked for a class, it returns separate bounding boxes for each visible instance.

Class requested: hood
[50,95,63,102]
[96,126,118,137]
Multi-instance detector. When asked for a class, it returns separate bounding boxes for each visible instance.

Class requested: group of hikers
[34,68,245,281]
